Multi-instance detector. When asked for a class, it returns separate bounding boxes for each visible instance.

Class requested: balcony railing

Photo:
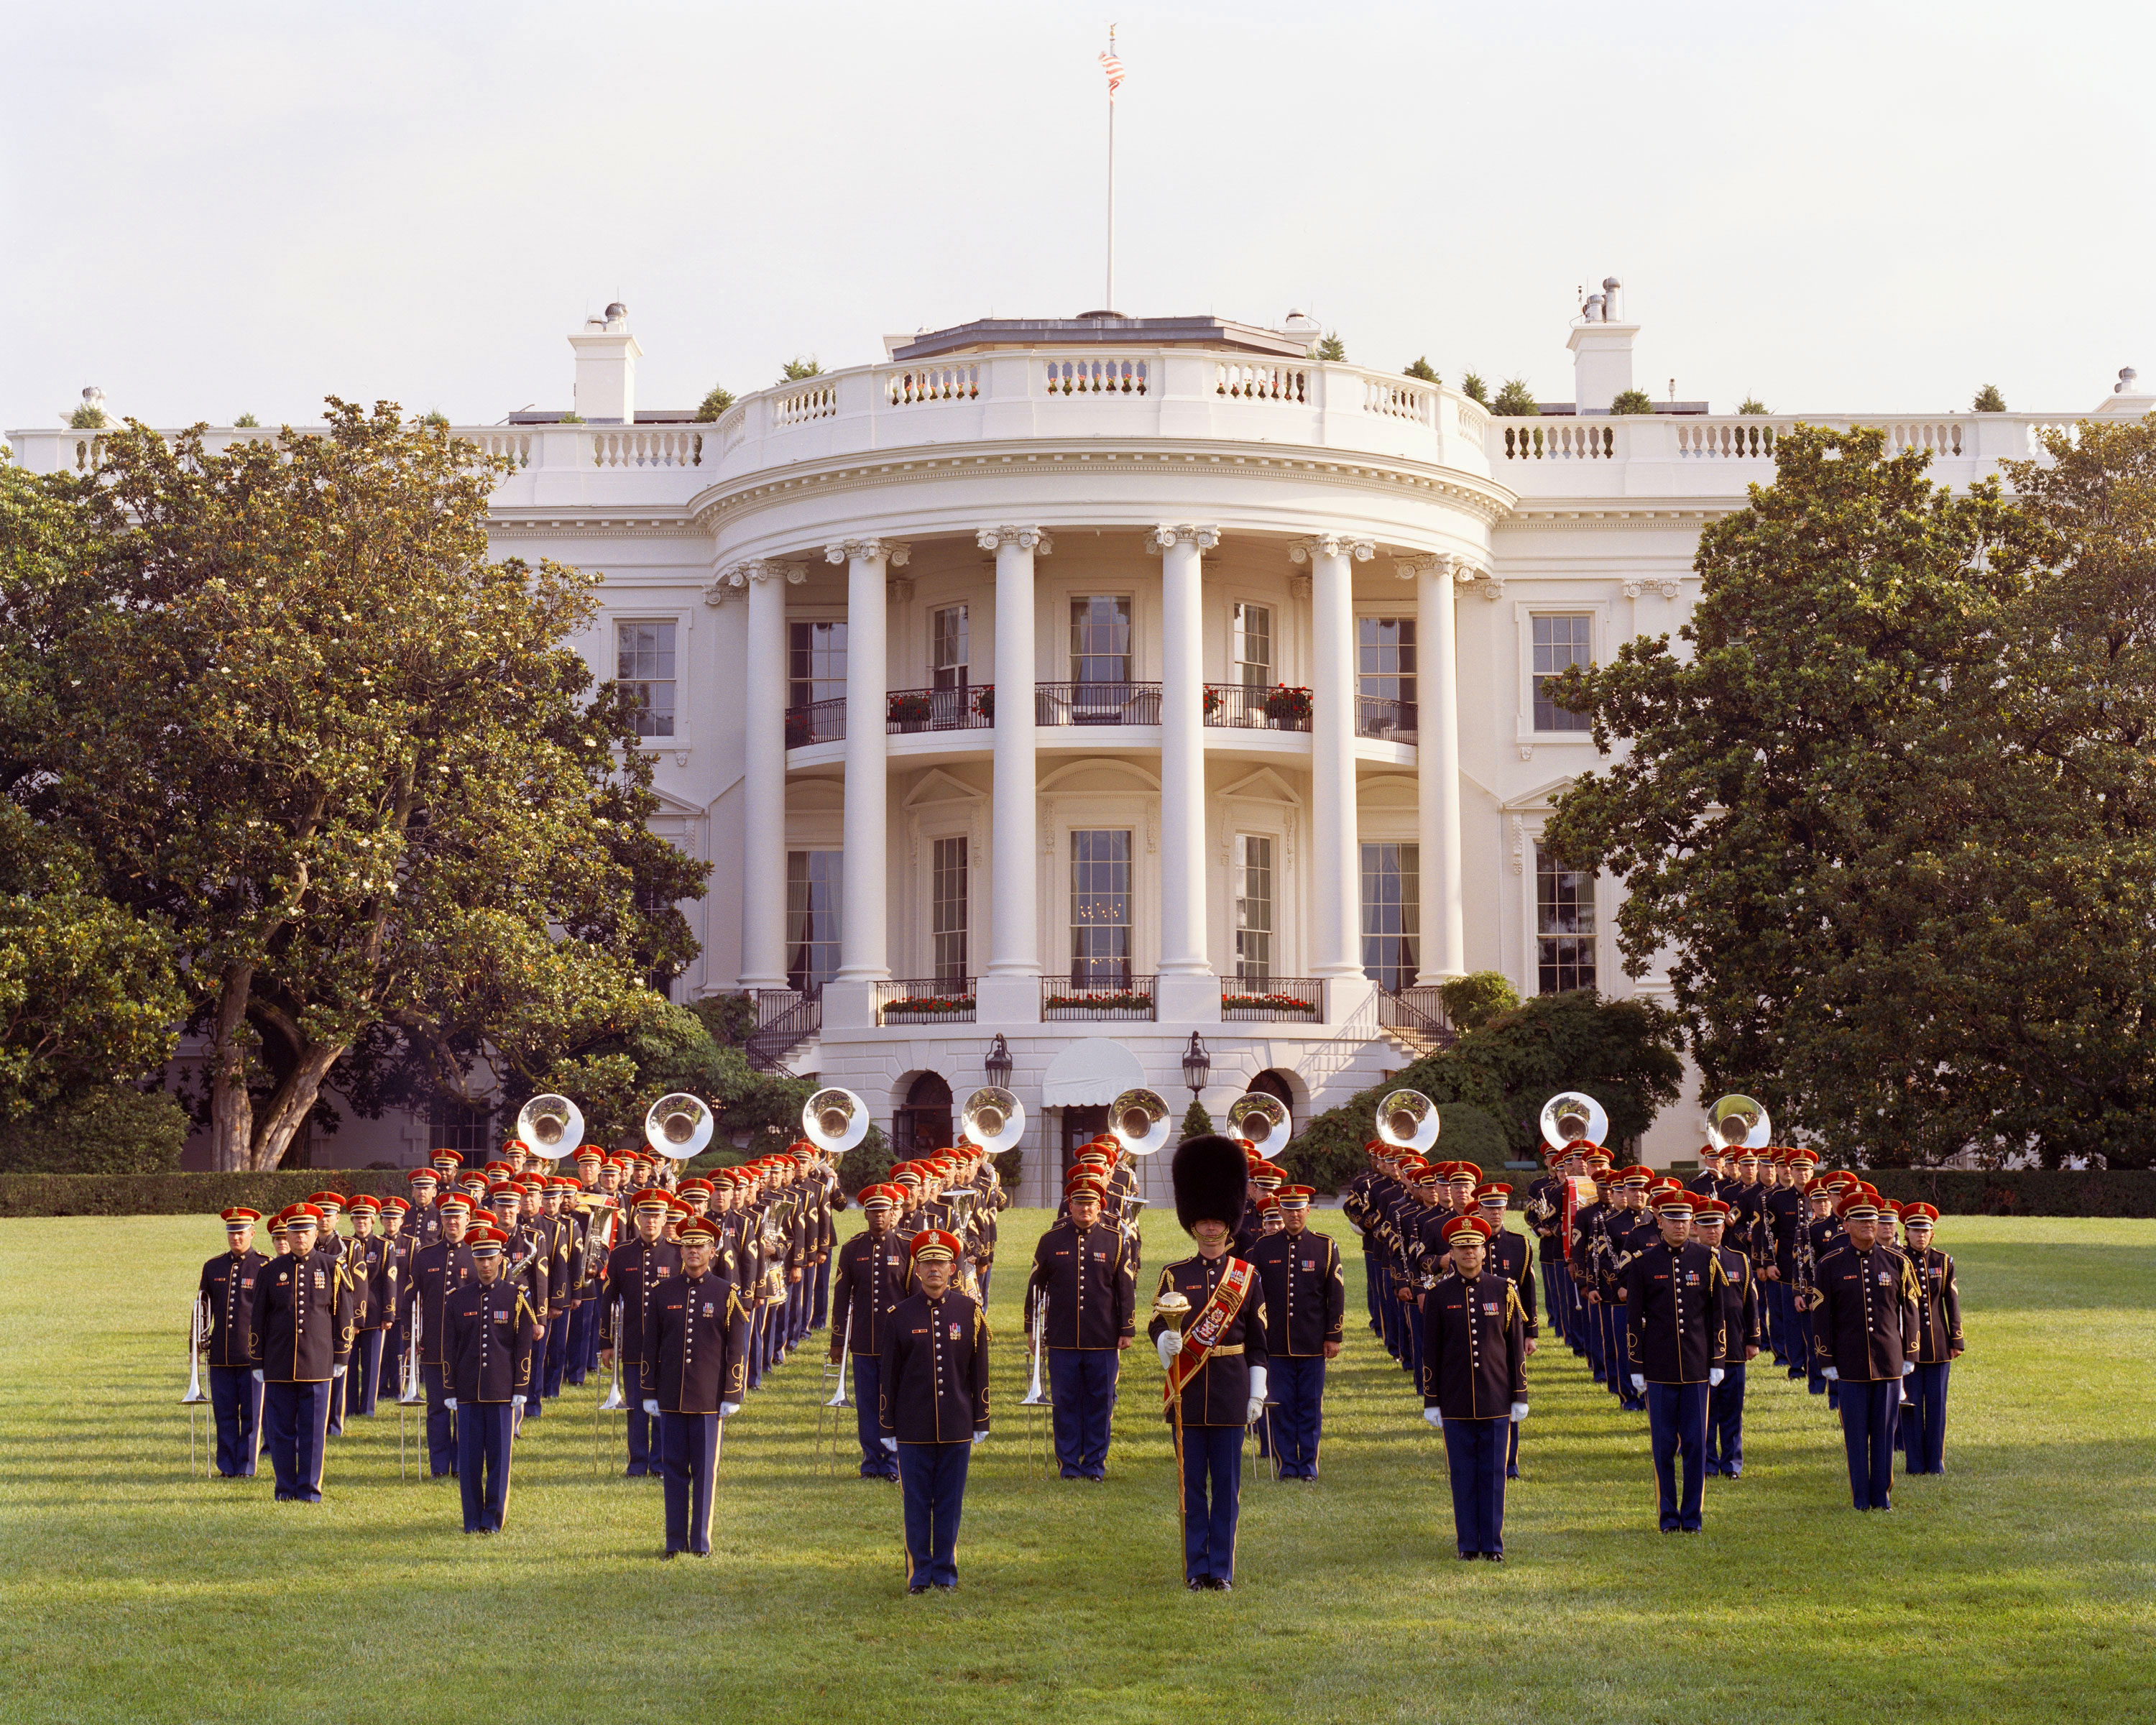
[1035,681,1161,727]
[1377,985,1457,1049]
[785,697,847,748]
[1355,695,1418,741]
[887,686,994,732]
[1042,975,1157,1020]
[876,979,977,1025]
[747,987,821,1073]
[1204,683,1313,732]
[1220,977,1324,1021]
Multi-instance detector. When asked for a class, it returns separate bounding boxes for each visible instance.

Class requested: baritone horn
[645,1092,713,1161]
[1708,1093,1773,1151]
[1375,1087,1441,1154]
[1539,1090,1610,1153]
[1108,1087,1172,1156]
[1225,1092,1292,1156]
[960,1086,1025,1154]
[182,1294,210,1405]
[802,1087,870,1155]
[516,1093,586,1162]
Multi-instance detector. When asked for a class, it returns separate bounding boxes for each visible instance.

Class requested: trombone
[594,1297,627,1476]
[1018,1292,1055,1479]
[396,1295,425,1481]
[183,1294,210,1477]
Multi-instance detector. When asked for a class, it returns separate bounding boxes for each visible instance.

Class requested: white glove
[880,1436,898,1453]
[1247,1366,1268,1409]
[513,1396,526,1410]
[1509,1402,1529,1423]
[1422,1407,1443,1427]
[251,1368,263,1383]
[332,1363,346,1379]
[1629,1374,1646,1394]
[1823,1367,1838,1383]
[1902,1360,1915,1376]
[972,1429,988,1445]
[1709,1368,1725,1386]
[642,1399,660,1415]
[719,1401,741,1418]
[1156,1332,1181,1371]
[444,1397,457,1411]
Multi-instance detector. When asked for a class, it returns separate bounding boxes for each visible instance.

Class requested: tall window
[1069,597,1133,682]
[429,1099,493,1159]
[931,605,969,690]
[1358,617,1416,728]
[786,850,842,994]
[931,836,969,987]
[1069,829,1133,985]
[1233,602,1273,686]
[1235,835,1275,982]
[1532,614,1595,732]
[617,620,677,739]
[1536,844,1596,993]
[1360,842,1420,991]
[788,620,847,708]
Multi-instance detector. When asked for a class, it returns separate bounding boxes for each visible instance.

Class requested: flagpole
[1105,24,1117,310]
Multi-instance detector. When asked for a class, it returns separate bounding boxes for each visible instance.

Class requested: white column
[977,525,1049,1026]
[1150,524,1222,1022]
[1406,557,1466,983]
[824,536,906,1029]
[1294,535,1376,1014]
[733,559,795,990]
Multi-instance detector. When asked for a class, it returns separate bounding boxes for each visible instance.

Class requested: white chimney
[1278,309,1323,356]
[568,302,641,423]
[1568,275,1636,415]
[2094,365,2152,418]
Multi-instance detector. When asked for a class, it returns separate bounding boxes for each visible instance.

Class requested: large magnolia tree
[29,402,705,1169]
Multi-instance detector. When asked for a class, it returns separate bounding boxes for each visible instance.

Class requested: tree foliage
[1973,384,2008,413]
[1180,1098,1215,1141]
[1491,378,1539,417]
[778,358,823,382]
[1439,970,1521,1032]
[695,385,736,422]
[1315,332,1348,362]
[1609,389,1655,416]
[1403,357,1439,384]
[1460,373,1490,407]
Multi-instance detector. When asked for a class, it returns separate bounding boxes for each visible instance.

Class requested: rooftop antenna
[1099,25,1123,313]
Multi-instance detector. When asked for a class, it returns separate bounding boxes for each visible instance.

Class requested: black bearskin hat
[1172,1133,1248,1233]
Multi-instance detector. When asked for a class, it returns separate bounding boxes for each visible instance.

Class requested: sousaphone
[515,1093,585,1162]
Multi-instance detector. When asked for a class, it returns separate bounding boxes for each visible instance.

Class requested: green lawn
[2,1212,2150,1724]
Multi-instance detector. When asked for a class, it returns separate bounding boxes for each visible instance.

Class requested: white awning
[1038,1039,1147,1108]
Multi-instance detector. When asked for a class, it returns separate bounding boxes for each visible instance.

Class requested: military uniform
[1901,1218,1963,1476]
[641,1243,750,1558]
[251,1219,356,1501]
[602,1216,682,1478]
[878,1248,990,1591]
[344,1215,393,1419]
[1025,1210,1136,1480]
[1419,1236,1527,1559]
[199,1226,268,1478]
[1246,1203,1342,1480]
[1702,1220,1759,1477]
[401,1225,479,1476]
[1149,1251,1268,1588]
[1622,1214,1727,1532]
[831,1195,913,1479]
[443,1255,540,1532]
[1810,1218,1919,1510]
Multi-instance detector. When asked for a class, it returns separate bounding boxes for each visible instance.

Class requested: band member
[603,1190,682,1479]
[1249,1182,1342,1478]
[1692,1198,1759,1477]
[1810,1195,1919,1512]
[831,1184,911,1481]
[1149,1135,1265,1592]
[1899,1203,1963,1475]
[1472,1184,1539,1477]
[1025,1172,1136,1482]
[404,1168,445,1250]
[442,1224,539,1535]
[400,1193,477,1478]
[250,1205,355,1503]
[1340,1141,1393,1340]
[1419,1215,1527,1559]
[641,1218,749,1558]
[376,1197,413,1399]
[1622,1192,1726,1533]
[878,1228,989,1593]
[201,1208,268,1478]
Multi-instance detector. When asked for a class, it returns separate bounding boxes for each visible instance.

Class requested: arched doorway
[893,1072,954,1154]
[1248,1069,1297,1111]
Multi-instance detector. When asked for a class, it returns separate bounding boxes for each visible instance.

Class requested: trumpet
[516,1093,586,1162]
[1108,1087,1173,1156]
[1375,1087,1442,1154]
[182,1294,210,1405]
[1225,1092,1293,1157]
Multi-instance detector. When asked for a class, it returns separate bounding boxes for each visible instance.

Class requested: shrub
[1461,372,1491,406]
[68,402,107,429]
[1404,356,1439,383]
[695,385,737,422]
[233,413,261,428]
[1181,1099,1215,1141]
[1265,684,1313,724]
[887,691,934,726]
[1315,332,1348,362]
[1972,383,2007,413]
[1491,378,1539,417]
[972,686,995,723]
[1609,389,1655,415]
[0,1169,415,1217]
[1439,971,1521,1031]
[1737,397,1769,415]
[780,358,824,382]
[0,1087,190,1174]
[1281,1102,1509,1193]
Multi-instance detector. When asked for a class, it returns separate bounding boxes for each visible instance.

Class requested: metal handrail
[747,988,822,1072]
[1041,975,1157,1020]
[1376,985,1457,1048]
[886,686,993,732]
[1220,977,1324,1020]
[784,697,847,748]
[875,979,977,1024]
[1203,683,1312,732]
[1035,681,1162,727]
[1355,694,1418,740]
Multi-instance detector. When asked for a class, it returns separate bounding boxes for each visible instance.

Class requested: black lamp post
[1181,1032,1211,1098]
[985,1034,1014,1089]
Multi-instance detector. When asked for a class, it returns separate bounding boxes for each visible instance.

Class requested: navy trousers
[564,1300,594,1386]
[1269,1354,1326,1479]
[1401,1292,1426,1386]
[207,1364,262,1477]
[1442,1415,1508,1555]
[348,1330,384,1417]
[422,1361,458,1476]
[324,1361,345,1438]
[456,1401,515,1532]
[852,1354,898,1478]
[624,1377,655,1476]
[379,1313,404,1399]
[541,1309,571,1401]
[1376,1266,1400,1356]
[1049,1348,1118,1478]
[261,1379,332,1501]
[1176,1421,1243,1583]
[1839,1378,1897,1509]
[1363,1248,1382,1328]
[660,1410,720,1553]
[813,1257,832,1330]
[1582,1296,1606,1381]
[1644,1381,1710,1530]
[1706,1362,1746,1475]
[977,1269,993,1307]
[897,1440,969,1586]
[1904,1361,1950,1473]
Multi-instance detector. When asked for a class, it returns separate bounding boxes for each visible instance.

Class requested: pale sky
[6,0,2151,433]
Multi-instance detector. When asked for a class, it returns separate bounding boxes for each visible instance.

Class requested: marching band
[184,1075,1968,1583]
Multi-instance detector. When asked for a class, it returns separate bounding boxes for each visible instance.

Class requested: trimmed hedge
[0,1170,418,1218]
[1861,1169,2156,1218]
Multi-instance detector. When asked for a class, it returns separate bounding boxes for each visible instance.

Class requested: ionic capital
[976,525,1054,554]
[1148,523,1221,553]
[1289,535,1376,565]
[824,538,912,568]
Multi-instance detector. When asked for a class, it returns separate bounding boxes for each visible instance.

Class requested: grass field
[3,1211,2151,1725]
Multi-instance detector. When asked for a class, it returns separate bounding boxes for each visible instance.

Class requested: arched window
[893,1072,954,1155]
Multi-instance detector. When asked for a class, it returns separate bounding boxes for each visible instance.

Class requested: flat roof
[892,314,1313,362]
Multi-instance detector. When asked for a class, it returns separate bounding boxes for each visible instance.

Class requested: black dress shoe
[1457,1550,1480,1560]
[1484,1551,1505,1563]
[1186,1578,1205,1591]
[1210,1578,1233,1591]
[908,1582,932,1595]
[662,1550,680,1560]
[934,1581,957,1592]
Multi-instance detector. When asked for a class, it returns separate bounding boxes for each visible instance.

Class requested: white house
[14,290,2145,1195]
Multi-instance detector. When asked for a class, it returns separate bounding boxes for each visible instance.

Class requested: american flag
[1099,45,1124,100]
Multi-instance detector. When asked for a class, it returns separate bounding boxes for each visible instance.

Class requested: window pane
[788,620,848,707]
[1069,597,1133,683]
[428,1099,494,1156]
[1235,834,1273,983]
[1069,829,1133,985]
[931,606,969,691]
[1233,602,1273,688]
[1357,617,1417,701]
[1536,842,1596,994]
[786,850,843,993]
[1532,614,1594,732]
[1360,842,1421,991]
[617,620,677,740]
[931,835,969,988]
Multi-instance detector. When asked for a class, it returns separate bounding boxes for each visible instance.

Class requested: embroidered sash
[1163,1257,1256,1410]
